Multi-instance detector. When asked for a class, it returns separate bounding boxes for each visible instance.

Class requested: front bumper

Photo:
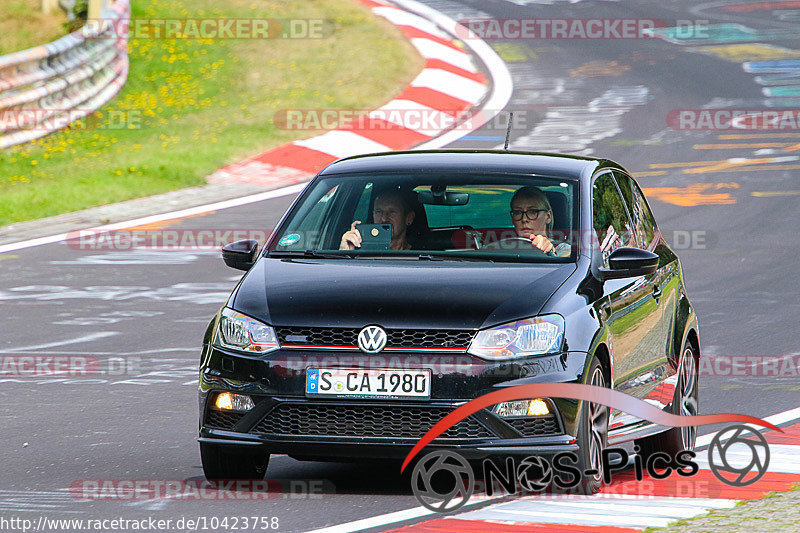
[198,345,591,460]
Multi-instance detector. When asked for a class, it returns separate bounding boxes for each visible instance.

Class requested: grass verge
[0,0,423,225]
[0,0,68,55]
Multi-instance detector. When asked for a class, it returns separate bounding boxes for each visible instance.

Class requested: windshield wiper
[268,250,353,259]
[415,253,495,262]
[417,254,445,261]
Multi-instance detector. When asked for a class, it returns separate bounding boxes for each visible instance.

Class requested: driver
[339,188,416,251]
[510,186,570,257]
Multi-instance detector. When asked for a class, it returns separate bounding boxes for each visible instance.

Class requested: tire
[571,356,609,495]
[200,442,270,480]
[636,339,699,462]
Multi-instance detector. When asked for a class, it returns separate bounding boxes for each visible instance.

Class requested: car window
[276,184,342,250]
[420,186,514,228]
[269,174,578,263]
[352,182,374,222]
[420,185,572,233]
[592,173,636,267]
[629,178,658,249]
[614,171,657,248]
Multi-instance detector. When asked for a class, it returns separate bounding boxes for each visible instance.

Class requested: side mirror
[222,239,259,271]
[595,247,658,280]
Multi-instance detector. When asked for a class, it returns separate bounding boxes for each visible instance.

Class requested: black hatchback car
[198,150,699,493]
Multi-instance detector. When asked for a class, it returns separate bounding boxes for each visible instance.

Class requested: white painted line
[472,508,687,528]
[370,99,456,135]
[456,494,736,528]
[697,405,800,448]
[306,507,433,533]
[305,492,503,533]
[411,68,487,103]
[293,130,392,158]
[0,183,307,254]
[410,37,475,72]
[696,443,800,473]
[372,6,450,39]
[4,331,118,351]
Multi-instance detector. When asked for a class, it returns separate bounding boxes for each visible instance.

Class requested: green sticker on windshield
[279,233,301,246]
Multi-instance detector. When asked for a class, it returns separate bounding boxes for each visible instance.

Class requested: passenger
[510,186,571,257]
[340,189,417,251]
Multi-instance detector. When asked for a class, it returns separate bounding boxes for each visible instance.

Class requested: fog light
[494,398,550,417]
[214,392,254,412]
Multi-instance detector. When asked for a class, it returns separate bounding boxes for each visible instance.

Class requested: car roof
[317,150,623,180]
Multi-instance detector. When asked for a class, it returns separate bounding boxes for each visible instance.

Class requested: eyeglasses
[510,208,548,221]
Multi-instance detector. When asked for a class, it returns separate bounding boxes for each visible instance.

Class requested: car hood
[231,258,576,330]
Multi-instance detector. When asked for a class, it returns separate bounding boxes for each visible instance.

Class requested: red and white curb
[206,0,512,188]
[381,423,800,532]
[304,408,800,533]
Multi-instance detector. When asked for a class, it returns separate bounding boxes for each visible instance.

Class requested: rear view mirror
[594,247,658,280]
[222,240,259,271]
[416,190,469,206]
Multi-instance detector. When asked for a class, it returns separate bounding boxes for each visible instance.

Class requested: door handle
[653,285,662,302]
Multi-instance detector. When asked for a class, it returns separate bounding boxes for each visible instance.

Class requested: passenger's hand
[528,234,555,254]
[340,221,362,250]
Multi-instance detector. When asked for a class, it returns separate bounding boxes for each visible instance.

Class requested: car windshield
[267,173,578,263]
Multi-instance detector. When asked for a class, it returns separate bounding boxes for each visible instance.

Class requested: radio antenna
[503,112,514,150]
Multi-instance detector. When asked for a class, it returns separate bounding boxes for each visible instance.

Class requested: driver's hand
[340,221,362,250]
[529,234,555,254]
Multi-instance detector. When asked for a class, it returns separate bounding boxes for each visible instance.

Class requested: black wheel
[200,443,270,480]
[572,357,608,495]
[636,340,699,461]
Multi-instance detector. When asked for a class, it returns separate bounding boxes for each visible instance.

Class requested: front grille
[387,329,474,349]
[274,327,474,350]
[205,409,245,430]
[251,403,495,440]
[506,415,561,437]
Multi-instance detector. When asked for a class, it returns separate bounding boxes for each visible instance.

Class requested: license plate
[306,368,431,399]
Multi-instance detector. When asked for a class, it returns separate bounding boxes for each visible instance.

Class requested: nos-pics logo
[410,424,771,512]
[402,383,778,513]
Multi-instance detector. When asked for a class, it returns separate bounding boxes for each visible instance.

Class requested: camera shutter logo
[517,456,553,492]
[358,325,387,353]
[410,450,474,513]
[708,424,770,487]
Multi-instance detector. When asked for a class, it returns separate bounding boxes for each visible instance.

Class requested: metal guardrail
[0,0,130,149]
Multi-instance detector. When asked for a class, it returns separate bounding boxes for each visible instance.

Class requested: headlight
[214,307,279,354]
[468,314,564,360]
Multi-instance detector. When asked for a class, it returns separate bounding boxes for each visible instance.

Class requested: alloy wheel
[587,367,608,482]
[678,346,698,450]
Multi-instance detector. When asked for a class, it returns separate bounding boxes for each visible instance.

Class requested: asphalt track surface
[2,0,800,531]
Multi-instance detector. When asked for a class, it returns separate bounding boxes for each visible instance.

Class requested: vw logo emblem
[357,325,387,353]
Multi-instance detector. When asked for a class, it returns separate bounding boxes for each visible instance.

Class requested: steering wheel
[481,236,549,255]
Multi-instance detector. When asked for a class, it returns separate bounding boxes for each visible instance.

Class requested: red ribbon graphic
[401,383,782,472]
